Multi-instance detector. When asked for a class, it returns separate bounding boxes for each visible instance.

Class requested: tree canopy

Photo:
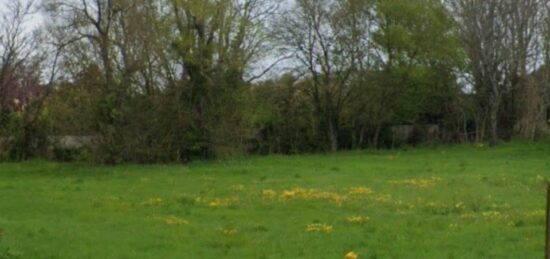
[1,0,550,163]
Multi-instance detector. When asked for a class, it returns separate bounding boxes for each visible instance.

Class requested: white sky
[0,0,290,81]
[0,0,44,30]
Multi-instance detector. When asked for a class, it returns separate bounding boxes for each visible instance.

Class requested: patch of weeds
[177,195,196,208]
[458,162,466,172]
[237,169,249,175]
[423,202,452,216]
[465,196,486,213]
[210,226,248,256]
[509,220,525,228]
[0,248,19,259]
[252,225,268,232]
[0,229,19,259]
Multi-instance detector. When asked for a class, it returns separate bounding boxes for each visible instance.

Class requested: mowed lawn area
[0,143,549,258]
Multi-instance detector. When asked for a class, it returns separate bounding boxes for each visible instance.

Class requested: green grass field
[1,143,549,258]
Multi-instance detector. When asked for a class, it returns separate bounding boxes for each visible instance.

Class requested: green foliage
[373,0,465,125]
[3,0,539,162]
[0,111,49,162]
[251,74,319,154]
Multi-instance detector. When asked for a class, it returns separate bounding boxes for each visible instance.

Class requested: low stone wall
[0,136,95,150]
[49,136,95,149]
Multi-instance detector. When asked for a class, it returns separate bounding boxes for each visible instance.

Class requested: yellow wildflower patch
[262,189,277,199]
[306,223,333,233]
[523,210,545,218]
[374,194,393,204]
[388,177,442,188]
[161,215,189,226]
[345,251,359,259]
[207,197,239,208]
[347,215,370,225]
[281,188,305,200]
[280,188,345,205]
[348,187,374,196]
[220,227,239,236]
[482,211,508,220]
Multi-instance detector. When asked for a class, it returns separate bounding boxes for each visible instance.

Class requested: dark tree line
[1,0,550,163]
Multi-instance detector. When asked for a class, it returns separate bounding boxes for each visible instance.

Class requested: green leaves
[373,0,465,124]
[375,0,462,67]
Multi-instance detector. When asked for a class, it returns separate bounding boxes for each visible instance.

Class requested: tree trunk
[328,119,338,152]
[373,124,382,149]
[517,78,542,140]
[489,99,500,146]
[358,126,365,148]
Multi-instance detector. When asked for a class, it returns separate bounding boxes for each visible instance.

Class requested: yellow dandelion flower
[262,189,277,199]
[347,216,369,224]
[279,188,345,205]
[388,177,442,188]
[348,187,374,196]
[374,194,393,203]
[162,215,189,226]
[306,223,333,233]
[281,190,298,200]
[482,211,508,220]
[220,227,238,236]
[524,210,545,218]
[345,251,359,259]
[207,197,239,208]
[208,199,222,207]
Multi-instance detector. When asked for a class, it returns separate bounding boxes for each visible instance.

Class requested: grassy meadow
[0,143,549,258]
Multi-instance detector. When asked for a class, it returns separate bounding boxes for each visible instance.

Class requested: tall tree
[44,0,171,163]
[274,0,375,151]
[450,0,510,145]
[0,0,54,160]
[506,0,547,139]
[0,0,38,121]
[168,0,274,158]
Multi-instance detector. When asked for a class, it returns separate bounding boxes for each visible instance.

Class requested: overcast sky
[0,0,43,30]
[0,0,291,81]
